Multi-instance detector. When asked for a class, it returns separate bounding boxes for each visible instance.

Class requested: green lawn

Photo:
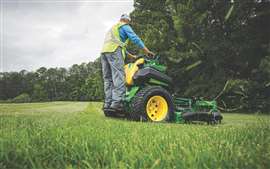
[0,102,269,169]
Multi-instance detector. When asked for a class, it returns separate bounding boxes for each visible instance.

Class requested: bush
[12,93,31,103]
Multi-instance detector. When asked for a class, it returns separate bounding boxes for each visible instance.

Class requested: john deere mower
[104,55,223,124]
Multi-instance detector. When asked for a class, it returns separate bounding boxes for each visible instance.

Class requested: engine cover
[133,67,173,87]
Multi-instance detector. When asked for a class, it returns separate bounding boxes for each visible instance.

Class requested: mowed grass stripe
[0,102,269,169]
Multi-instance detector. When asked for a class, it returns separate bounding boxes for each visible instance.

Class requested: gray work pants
[101,47,125,107]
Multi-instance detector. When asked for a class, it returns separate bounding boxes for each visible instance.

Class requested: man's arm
[126,50,137,60]
[122,25,154,56]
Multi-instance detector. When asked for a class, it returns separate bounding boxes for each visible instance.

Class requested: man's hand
[127,51,137,61]
[129,54,137,60]
[143,47,155,57]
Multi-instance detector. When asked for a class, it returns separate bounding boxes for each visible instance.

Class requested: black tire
[211,111,223,124]
[129,86,174,122]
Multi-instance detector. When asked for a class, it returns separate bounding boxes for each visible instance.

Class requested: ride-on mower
[103,55,223,124]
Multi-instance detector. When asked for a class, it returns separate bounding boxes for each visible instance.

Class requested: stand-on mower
[103,55,223,124]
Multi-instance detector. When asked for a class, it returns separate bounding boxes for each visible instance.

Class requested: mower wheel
[129,86,174,122]
[208,111,223,124]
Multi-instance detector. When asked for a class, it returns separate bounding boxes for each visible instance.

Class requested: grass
[0,102,269,169]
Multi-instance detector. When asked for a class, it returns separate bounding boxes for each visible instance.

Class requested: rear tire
[129,86,174,122]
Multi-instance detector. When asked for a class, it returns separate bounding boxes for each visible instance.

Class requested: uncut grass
[0,102,269,169]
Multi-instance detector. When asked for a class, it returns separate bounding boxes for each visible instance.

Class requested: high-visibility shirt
[101,22,145,57]
[101,22,129,54]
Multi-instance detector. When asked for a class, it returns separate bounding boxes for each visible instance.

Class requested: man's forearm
[143,47,150,54]
[143,47,154,56]
[126,51,136,59]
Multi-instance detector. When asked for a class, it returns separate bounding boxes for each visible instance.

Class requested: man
[100,14,154,111]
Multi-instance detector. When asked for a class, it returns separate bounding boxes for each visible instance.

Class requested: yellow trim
[146,95,168,121]
[124,58,145,85]
[121,48,126,60]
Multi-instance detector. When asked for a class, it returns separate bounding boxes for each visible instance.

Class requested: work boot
[110,102,124,112]
[102,103,111,111]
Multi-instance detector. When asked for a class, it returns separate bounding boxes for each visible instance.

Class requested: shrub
[12,93,31,103]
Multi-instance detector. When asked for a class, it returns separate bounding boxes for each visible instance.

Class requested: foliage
[32,84,48,102]
[0,102,269,169]
[129,0,270,112]
[0,59,103,102]
[10,93,31,103]
[0,0,269,113]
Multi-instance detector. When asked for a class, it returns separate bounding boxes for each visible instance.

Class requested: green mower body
[104,55,223,124]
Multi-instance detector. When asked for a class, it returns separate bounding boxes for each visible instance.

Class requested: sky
[0,0,134,72]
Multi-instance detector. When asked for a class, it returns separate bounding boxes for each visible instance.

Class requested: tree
[32,84,48,101]
[130,0,270,112]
